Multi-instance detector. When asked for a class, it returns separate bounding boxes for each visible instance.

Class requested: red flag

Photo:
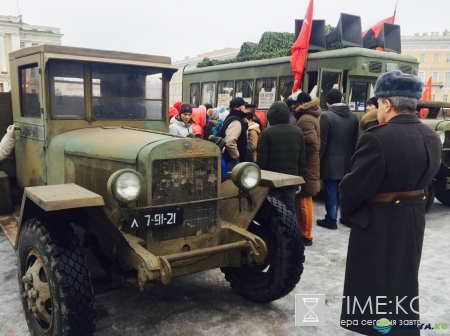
[419,77,432,118]
[362,14,396,38]
[290,0,313,93]
[362,4,396,51]
[421,77,432,101]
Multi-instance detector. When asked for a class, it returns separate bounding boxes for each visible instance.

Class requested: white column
[10,33,20,52]
[0,34,7,73]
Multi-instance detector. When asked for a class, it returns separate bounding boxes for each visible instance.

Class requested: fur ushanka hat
[374,70,423,100]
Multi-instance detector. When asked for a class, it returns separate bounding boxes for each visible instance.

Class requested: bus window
[235,79,254,103]
[319,70,342,110]
[255,77,276,108]
[190,83,200,107]
[279,76,294,101]
[349,82,368,111]
[217,80,233,107]
[307,71,318,95]
[201,82,216,106]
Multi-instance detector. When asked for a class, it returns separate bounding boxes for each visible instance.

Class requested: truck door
[10,54,46,188]
[318,68,344,110]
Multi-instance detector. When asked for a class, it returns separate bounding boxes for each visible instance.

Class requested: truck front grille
[151,157,218,241]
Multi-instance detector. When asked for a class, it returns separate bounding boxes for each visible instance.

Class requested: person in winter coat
[0,125,17,161]
[317,89,359,230]
[218,105,229,121]
[339,70,441,336]
[293,92,321,246]
[204,108,220,139]
[219,97,249,171]
[359,96,379,131]
[244,112,261,162]
[257,102,305,215]
[169,103,195,137]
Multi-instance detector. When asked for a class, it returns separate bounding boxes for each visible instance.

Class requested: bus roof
[184,47,417,75]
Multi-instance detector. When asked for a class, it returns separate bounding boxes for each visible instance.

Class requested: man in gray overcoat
[339,70,442,335]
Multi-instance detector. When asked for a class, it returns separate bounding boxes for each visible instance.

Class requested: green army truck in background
[416,100,450,206]
[0,45,305,336]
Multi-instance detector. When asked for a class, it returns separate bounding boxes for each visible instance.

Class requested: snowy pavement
[1,198,449,336]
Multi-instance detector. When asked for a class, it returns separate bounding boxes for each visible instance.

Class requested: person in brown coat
[0,125,17,161]
[244,112,261,162]
[340,71,441,335]
[359,96,379,131]
[293,93,321,246]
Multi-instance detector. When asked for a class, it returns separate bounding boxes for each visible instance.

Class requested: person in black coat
[317,89,359,229]
[257,101,305,214]
[339,70,442,336]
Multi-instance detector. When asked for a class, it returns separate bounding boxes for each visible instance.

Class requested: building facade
[169,48,239,106]
[0,15,63,92]
[402,31,450,102]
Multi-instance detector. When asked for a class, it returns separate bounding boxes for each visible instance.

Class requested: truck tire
[425,180,435,213]
[221,196,305,303]
[17,218,96,336]
[435,190,450,206]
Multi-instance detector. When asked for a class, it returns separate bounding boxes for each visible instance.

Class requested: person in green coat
[256,102,305,215]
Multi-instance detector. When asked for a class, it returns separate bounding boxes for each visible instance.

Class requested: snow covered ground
[1,198,449,336]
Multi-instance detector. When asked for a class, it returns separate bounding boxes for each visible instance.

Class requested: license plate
[125,207,184,232]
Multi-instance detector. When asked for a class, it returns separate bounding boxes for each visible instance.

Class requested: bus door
[317,68,343,110]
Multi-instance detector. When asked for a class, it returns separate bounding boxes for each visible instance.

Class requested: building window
[20,42,25,48]
[432,71,439,82]
[445,72,450,84]
[447,54,450,63]
[434,54,440,63]
[418,71,425,82]
[420,54,426,63]
[431,94,436,101]
[443,94,448,102]
[32,43,39,46]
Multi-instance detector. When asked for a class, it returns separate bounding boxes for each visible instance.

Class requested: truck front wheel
[221,196,305,303]
[17,218,96,336]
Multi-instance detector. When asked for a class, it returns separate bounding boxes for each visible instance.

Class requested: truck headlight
[231,162,261,191]
[439,132,445,144]
[107,169,144,204]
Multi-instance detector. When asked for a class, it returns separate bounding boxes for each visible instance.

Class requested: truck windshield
[48,60,165,120]
[91,63,163,120]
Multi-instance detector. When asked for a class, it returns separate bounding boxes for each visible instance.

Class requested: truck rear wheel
[425,180,435,213]
[17,218,96,336]
[436,189,450,206]
[221,196,305,303]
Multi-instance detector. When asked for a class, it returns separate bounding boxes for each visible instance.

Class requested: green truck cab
[0,45,305,336]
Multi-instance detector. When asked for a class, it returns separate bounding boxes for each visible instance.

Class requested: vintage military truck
[417,100,450,207]
[0,45,305,336]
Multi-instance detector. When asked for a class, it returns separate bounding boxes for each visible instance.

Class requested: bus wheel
[17,218,96,336]
[221,196,305,303]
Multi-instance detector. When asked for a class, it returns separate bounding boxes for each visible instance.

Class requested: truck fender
[219,171,304,229]
[13,183,107,249]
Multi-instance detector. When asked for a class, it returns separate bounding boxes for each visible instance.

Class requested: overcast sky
[2,0,449,62]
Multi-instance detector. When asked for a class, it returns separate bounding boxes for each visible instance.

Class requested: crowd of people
[167,89,384,247]
[169,70,442,335]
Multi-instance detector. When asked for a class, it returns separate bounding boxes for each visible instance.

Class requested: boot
[316,218,337,230]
